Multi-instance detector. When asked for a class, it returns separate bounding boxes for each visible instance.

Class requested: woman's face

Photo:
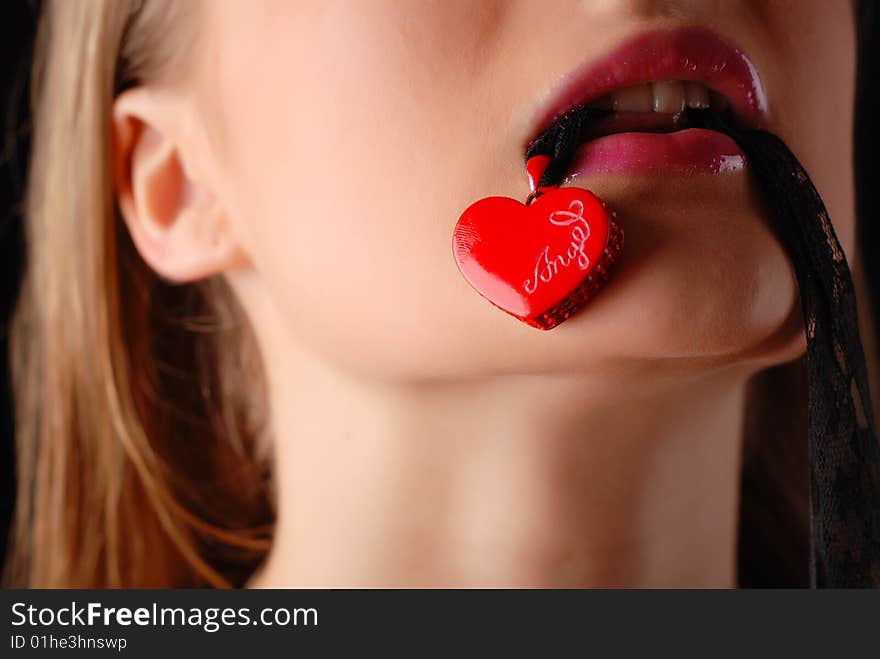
[193,0,855,381]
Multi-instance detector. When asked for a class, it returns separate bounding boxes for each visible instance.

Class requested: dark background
[1,1,878,581]
[1,2,38,567]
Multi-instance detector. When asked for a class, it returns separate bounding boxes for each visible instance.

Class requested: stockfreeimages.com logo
[11,601,318,633]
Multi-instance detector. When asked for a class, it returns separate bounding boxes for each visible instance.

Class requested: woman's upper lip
[526,25,768,146]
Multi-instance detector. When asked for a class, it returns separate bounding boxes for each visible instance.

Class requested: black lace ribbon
[526,107,880,587]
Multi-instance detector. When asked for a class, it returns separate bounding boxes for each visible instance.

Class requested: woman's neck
[250,340,750,588]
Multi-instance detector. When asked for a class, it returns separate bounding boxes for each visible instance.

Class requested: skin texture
[112,1,856,586]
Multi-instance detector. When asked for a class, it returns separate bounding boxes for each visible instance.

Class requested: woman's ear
[111,88,248,282]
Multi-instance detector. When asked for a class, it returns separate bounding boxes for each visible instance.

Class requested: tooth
[709,90,729,111]
[612,83,654,112]
[684,82,710,109]
[652,80,685,113]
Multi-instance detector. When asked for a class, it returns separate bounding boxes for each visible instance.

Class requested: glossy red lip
[529,26,767,141]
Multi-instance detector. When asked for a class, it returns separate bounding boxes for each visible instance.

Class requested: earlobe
[111,89,248,283]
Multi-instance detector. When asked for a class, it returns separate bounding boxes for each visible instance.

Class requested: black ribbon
[526,107,880,587]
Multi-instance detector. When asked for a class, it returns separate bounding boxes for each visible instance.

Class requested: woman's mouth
[526,26,767,180]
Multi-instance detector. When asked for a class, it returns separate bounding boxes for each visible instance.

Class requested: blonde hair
[7,0,273,588]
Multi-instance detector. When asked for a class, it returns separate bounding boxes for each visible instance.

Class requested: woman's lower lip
[565,128,746,178]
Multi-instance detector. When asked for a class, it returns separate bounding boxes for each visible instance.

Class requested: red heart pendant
[452,187,623,330]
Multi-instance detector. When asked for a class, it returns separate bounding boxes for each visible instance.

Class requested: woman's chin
[369,254,804,382]
[560,237,802,365]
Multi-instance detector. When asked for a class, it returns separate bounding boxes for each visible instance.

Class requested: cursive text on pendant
[523,200,591,295]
